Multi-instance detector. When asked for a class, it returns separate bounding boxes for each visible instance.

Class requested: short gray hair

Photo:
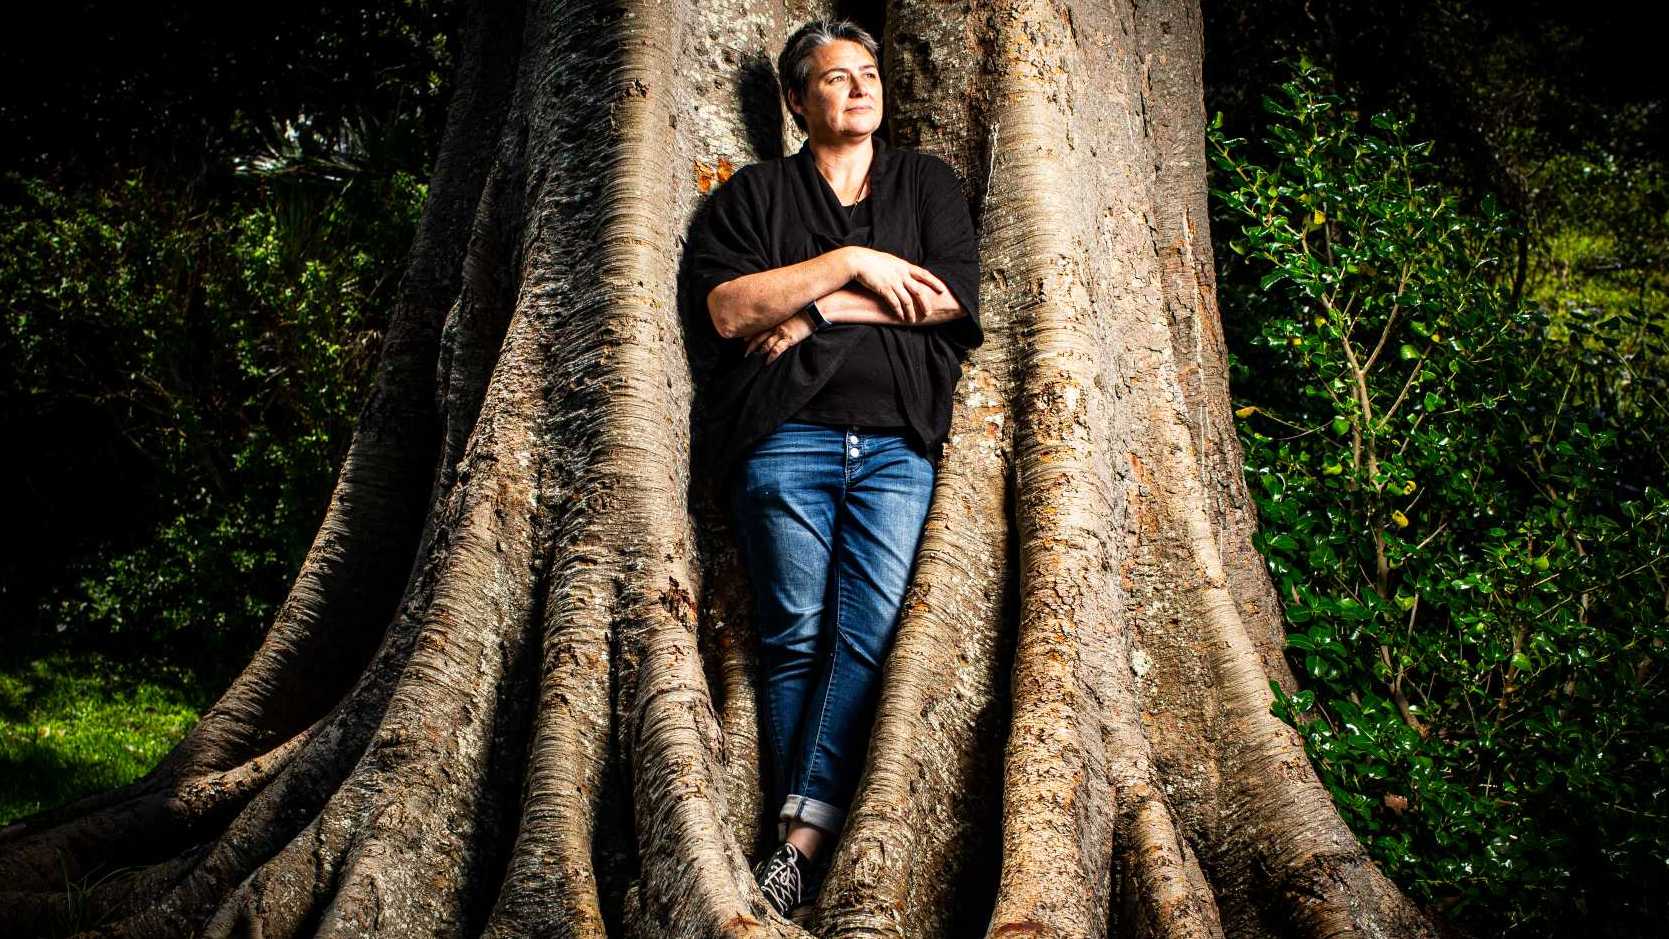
[777,19,881,133]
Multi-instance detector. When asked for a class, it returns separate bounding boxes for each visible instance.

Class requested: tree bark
[0,1,1463,937]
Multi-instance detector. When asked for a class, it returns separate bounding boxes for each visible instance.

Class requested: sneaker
[751,841,807,917]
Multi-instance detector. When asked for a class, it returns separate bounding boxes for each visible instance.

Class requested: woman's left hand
[746,309,816,363]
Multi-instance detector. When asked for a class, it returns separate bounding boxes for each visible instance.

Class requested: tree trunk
[0,1,1463,937]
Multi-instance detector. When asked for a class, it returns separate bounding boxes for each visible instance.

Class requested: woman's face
[790,39,883,143]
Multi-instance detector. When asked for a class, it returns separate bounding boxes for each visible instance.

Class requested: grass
[0,649,215,826]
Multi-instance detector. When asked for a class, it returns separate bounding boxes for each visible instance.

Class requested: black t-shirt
[683,133,983,486]
[791,197,910,429]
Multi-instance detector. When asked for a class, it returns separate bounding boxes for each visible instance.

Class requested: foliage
[1210,61,1669,937]
[1525,147,1669,429]
[0,156,427,679]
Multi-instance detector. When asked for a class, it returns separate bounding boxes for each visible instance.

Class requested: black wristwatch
[804,300,832,333]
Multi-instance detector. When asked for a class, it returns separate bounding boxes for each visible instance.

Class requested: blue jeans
[727,420,935,841]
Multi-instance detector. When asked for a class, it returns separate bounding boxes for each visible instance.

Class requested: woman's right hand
[844,247,949,324]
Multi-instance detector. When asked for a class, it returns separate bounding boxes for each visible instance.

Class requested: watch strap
[804,300,832,332]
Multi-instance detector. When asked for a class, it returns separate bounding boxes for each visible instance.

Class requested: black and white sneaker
[751,841,807,917]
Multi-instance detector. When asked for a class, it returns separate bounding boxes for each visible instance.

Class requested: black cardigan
[684,133,983,486]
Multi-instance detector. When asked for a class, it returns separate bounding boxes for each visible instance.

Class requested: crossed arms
[706,244,968,342]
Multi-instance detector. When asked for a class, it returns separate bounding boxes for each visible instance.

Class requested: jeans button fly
[848,447,860,458]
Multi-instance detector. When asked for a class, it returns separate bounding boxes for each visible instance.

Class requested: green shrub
[0,161,426,679]
[1210,60,1669,936]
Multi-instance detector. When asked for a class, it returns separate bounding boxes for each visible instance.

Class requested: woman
[686,18,982,917]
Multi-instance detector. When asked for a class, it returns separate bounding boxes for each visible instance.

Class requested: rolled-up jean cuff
[778,794,845,841]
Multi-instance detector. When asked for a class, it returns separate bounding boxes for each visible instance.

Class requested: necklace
[813,140,874,214]
[844,174,870,216]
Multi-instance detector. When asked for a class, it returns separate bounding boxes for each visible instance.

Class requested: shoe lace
[757,846,803,913]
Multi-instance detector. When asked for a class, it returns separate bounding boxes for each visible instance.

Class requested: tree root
[146,0,528,794]
[570,0,806,935]
[1112,788,1223,939]
[77,579,440,937]
[978,4,1127,936]
[0,724,312,904]
[1149,231,1447,939]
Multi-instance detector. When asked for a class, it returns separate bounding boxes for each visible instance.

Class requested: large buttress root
[179,353,546,938]
[96,226,550,939]
[1121,1,1452,935]
[0,731,308,933]
[287,293,549,938]
[481,0,682,933]
[975,2,1143,936]
[483,0,801,933]
[1142,386,1448,939]
[596,1,798,935]
[1130,0,1292,678]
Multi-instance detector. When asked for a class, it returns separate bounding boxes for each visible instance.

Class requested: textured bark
[0,1,1464,938]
